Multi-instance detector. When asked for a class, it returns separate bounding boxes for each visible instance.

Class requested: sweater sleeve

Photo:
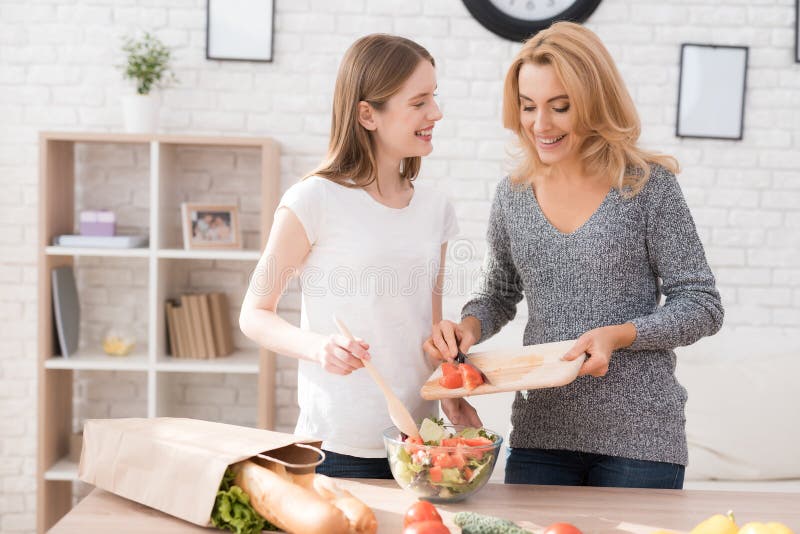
[629,168,724,350]
[461,179,524,343]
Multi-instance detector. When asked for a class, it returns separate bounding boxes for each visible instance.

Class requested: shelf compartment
[155,349,260,374]
[45,350,149,371]
[44,457,79,482]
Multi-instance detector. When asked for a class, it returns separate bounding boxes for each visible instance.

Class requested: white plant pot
[121,94,159,133]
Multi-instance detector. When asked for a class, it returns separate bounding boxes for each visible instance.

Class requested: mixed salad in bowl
[383,418,502,502]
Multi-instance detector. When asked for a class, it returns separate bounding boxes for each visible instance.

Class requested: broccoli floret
[454,511,531,534]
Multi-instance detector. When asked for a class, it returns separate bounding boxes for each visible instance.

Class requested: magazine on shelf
[52,266,79,358]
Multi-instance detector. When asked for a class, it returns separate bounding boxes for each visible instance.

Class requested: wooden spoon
[333,316,420,439]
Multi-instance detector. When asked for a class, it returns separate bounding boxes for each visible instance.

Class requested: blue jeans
[315,450,394,479]
[505,447,685,489]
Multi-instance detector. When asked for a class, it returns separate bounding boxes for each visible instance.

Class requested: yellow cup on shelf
[102,331,136,356]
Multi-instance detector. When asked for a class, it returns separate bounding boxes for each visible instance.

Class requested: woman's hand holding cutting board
[562,323,637,377]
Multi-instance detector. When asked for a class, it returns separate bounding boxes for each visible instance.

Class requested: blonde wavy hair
[503,22,678,197]
[306,34,434,188]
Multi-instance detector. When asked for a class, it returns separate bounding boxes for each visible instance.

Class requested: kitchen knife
[455,349,492,386]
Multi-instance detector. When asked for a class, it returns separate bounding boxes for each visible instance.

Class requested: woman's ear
[357,101,377,131]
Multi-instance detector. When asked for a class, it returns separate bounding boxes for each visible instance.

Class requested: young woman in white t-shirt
[239,34,481,478]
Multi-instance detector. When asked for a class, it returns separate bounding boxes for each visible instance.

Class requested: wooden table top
[51,480,800,533]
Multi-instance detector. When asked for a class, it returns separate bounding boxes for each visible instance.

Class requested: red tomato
[404,435,424,454]
[428,465,443,482]
[403,520,451,534]
[460,363,484,390]
[432,452,459,469]
[461,437,493,447]
[441,362,460,376]
[450,451,467,468]
[544,522,583,534]
[438,372,463,389]
[403,501,443,528]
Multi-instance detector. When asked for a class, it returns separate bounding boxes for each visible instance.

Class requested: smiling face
[517,62,581,169]
[367,60,442,162]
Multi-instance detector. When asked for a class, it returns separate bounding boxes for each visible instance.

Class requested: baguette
[233,460,350,534]
[309,474,378,534]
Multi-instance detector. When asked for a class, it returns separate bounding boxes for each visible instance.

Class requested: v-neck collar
[527,184,614,237]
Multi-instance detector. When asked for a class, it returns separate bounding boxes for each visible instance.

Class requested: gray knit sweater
[461,165,723,466]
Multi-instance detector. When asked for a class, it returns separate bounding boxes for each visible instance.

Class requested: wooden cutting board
[420,339,586,400]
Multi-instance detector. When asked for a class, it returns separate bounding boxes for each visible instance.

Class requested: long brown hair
[502,22,678,197]
[306,34,435,188]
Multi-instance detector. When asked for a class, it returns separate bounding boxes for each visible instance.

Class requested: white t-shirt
[278,176,459,457]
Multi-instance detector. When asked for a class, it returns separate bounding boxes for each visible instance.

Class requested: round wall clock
[462,0,603,42]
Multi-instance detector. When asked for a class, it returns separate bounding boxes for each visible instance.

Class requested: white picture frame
[181,203,242,250]
[676,44,748,141]
[206,0,274,62]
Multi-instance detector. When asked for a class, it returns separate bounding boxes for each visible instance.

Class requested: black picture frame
[675,43,748,141]
[206,0,275,63]
[795,0,800,63]
[461,0,603,42]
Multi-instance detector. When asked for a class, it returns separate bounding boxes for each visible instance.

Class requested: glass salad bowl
[383,419,502,503]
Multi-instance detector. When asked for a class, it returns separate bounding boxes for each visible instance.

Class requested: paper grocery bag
[79,417,322,527]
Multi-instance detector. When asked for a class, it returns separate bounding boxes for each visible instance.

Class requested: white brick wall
[1,0,799,531]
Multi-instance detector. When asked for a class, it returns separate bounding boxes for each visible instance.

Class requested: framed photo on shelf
[181,203,241,250]
[676,43,748,140]
[206,0,274,62]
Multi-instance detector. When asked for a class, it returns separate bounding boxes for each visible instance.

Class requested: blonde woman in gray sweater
[424,22,723,489]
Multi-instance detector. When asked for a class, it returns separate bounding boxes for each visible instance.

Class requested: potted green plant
[119,32,177,133]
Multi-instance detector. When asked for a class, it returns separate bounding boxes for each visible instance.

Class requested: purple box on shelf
[79,210,116,237]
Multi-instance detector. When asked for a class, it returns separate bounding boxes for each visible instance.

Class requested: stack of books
[165,293,234,358]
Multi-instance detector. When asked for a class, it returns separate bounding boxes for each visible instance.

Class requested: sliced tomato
[404,435,424,454]
[438,372,463,389]
[459,437,493,460]
[461,437,493,447]
[428,465,443,483]
[432,452,455,468]
[459,363,484,391]
[403,501,442,528]
[441,362,460,376]
[440,437,461,448]
[450,451,467,468]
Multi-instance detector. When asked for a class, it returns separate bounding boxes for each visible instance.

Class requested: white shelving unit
[44,246,151,258]
[156,248,262,261]
[37,132,280,533]
[43,459,80,482]
[44,351,150,371]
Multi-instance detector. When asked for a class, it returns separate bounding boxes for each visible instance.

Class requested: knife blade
[454,349,492,386]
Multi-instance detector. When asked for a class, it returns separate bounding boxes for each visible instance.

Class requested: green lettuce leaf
[211,467,279,533]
